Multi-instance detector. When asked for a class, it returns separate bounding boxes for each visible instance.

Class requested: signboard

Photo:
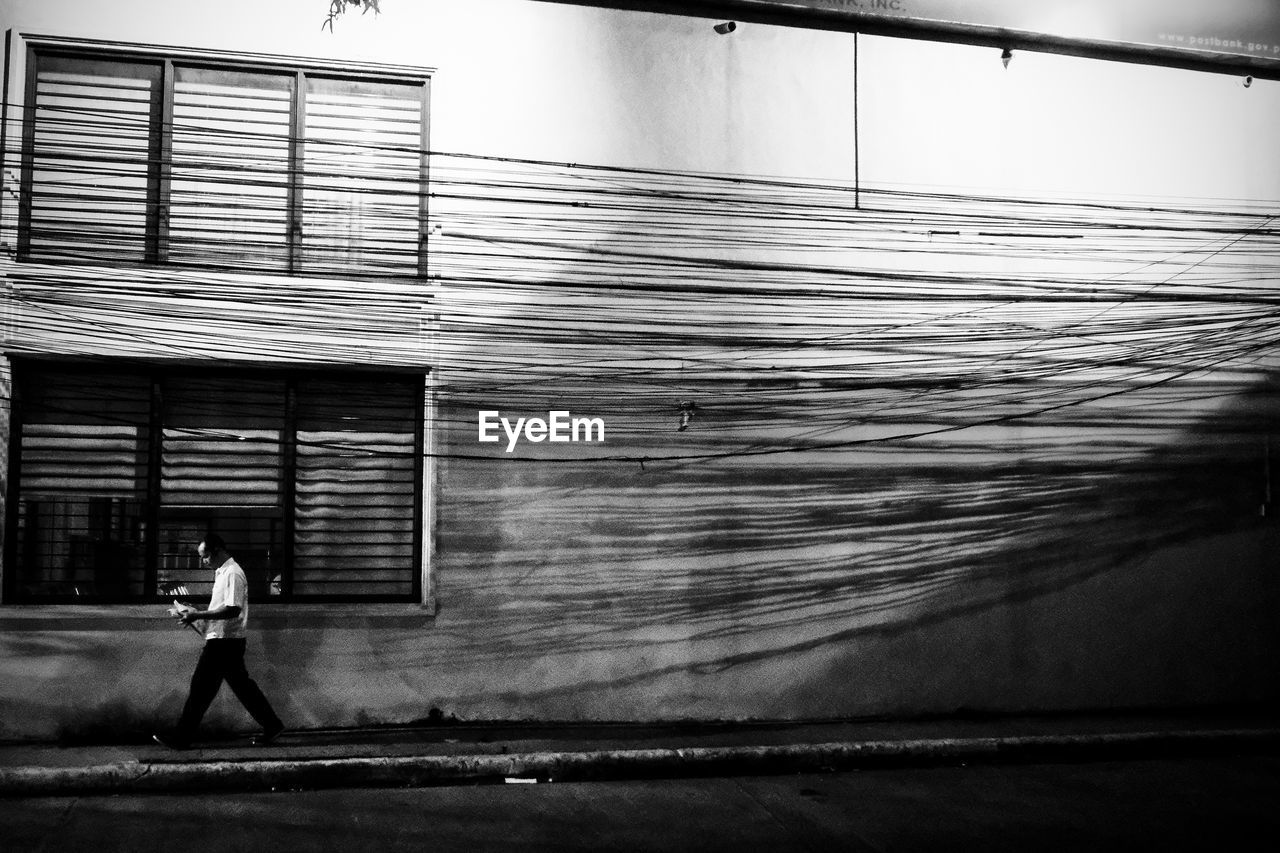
[536,0,1280,78]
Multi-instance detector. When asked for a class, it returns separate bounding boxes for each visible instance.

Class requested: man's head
[198,532,227,565]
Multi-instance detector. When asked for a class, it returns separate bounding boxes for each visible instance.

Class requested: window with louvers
[301,77,426,278]
[12,370,151,600]
[20,44,429,277]
[158,376,286,600]
[6,364,424,604]
[294,378,419,597]
[24,56,160,263]
[168,68,294,271]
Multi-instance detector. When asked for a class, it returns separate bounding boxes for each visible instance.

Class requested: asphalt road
[5,755,1279,852]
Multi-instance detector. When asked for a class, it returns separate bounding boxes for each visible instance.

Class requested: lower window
[6,362,424,603]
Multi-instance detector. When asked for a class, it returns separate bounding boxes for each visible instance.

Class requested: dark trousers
[177,638,282,738]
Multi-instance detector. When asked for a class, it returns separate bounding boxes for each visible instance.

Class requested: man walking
[153,533,285,750]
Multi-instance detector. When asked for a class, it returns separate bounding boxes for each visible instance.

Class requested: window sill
[0,602,436,631]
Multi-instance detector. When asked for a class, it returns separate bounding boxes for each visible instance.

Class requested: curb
[2,728,1277,797]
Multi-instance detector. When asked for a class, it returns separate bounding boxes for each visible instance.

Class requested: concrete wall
[1,0,1279,740]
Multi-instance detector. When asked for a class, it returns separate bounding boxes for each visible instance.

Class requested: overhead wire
[1,91,1278,472]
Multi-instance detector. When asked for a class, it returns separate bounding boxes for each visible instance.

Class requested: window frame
[2,358,428,606]
[16,35,433,278]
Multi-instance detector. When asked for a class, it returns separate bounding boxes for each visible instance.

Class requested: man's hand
[179,610,201,627]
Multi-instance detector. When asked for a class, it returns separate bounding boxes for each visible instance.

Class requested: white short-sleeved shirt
[205,557,249,640]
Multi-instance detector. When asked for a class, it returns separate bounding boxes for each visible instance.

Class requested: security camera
[714,21,736,35]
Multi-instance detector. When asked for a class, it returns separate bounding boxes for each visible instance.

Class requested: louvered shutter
[25,55,160,262]
[23,48,428,277]
[12,365,422,602]
[300,77,425,277]
[293,377,419,597]
[168,67,293,271]
[160,375,284,507]
[15,370,150,599]
[158,375,285,597]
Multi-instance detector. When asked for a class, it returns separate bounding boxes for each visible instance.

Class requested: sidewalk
[2,711,1278,797]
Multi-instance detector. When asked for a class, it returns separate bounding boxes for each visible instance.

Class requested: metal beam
[531,0,1280,81]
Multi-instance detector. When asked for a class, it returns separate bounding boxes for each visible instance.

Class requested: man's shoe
[251,724,284,746]
[151,732,192,751]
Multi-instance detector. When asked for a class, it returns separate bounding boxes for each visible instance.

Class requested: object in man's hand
[168,600,205,634]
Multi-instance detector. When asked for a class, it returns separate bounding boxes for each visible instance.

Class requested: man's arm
[180,605,240,626]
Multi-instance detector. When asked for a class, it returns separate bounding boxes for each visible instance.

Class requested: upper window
[19,41,430,277]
